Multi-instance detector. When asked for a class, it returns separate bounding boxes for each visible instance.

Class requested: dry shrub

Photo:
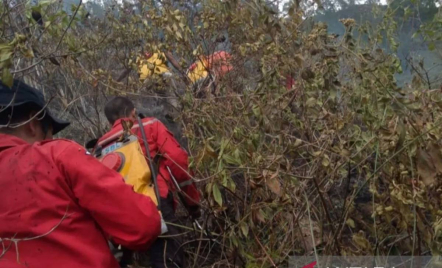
[1,0,442,267]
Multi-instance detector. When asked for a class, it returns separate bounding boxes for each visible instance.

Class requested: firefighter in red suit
[98,96,201,268]
[0,80,161,268]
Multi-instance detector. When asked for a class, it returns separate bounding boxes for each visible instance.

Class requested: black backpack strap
[137,115,161,209]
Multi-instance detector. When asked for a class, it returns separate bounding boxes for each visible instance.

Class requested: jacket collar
[112,118,135,129]
[0,133,27,150]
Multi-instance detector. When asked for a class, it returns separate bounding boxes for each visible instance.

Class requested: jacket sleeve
[153,120,201,207]
[56,141,161,250]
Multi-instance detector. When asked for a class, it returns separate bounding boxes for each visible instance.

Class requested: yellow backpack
[187,57,209,83]
[137,52,170,81]
[96,133,159,206]
[94,119,170,238]
[95,119,167,234]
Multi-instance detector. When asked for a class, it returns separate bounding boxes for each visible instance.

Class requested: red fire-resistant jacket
[97,117,200,208]
[0,134,161,268]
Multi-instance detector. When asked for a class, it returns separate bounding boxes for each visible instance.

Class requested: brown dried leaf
[293,54,304,66]
[428,143,442,173]
[253,208,266,223]
[352,231,372,250]
[266,171,281,196]
[417,148,437,186]
[205,144,218,158]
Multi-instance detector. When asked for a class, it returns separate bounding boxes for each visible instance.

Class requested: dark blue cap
[0,79,70,135]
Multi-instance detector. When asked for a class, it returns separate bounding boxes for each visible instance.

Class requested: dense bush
[2,0,442,267]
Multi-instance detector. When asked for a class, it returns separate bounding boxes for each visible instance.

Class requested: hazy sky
[278,0,389,11]
[84,0,390,9]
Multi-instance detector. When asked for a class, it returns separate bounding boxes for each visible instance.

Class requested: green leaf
[62,16,69,28]
[2,68,13,88]
[0,43,12,51]
[228,179,236,192]
[231,236,239,247]
[252,105,260,117]
[39,0,53,7]
[352,232,372,250]
[240,222,249,237]
[322,154,330,167]
[212,183,222,206]
[429,42,435,51]
[306,97,316,107]
[294,138,303,147]
[0,52,12,68]
[346,218,355,228]
[66,36,76,51]
[22,47,34,58]
[176,31,182,40]
[218,138,228,159]
[223,154,241,165]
